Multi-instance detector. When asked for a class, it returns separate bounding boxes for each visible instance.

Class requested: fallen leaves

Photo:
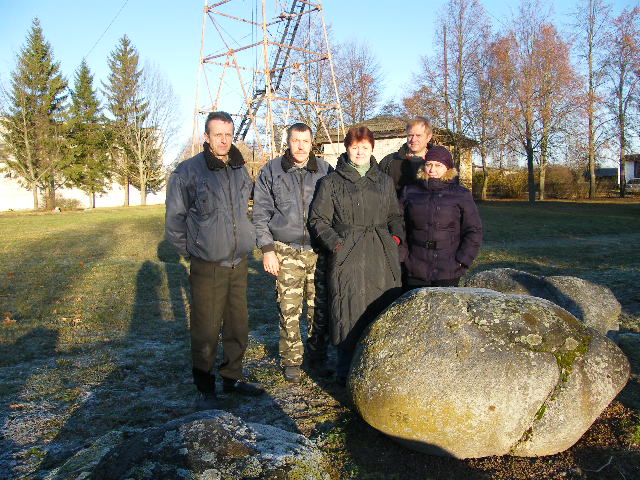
[3,312,15,325]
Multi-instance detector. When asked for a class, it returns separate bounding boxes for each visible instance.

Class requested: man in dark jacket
[165,111,264,410]
[379,116,433,196]
[253,123,333,383]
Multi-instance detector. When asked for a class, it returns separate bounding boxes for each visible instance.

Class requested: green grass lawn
[0,201,639,479]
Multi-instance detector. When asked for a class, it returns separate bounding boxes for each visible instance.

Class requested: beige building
[315,115,477,188]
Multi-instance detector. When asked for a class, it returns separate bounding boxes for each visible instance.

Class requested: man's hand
[263,251,280,276]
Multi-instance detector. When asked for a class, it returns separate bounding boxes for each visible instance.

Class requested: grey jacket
[253,150,332,252]
[165,143,256,266]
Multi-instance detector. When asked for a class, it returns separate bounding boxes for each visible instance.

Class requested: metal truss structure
[192,0,345,165]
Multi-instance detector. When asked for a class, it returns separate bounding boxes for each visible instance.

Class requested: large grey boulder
[46,411,329,480]
[350,288,630,459]
[463,268,621,335]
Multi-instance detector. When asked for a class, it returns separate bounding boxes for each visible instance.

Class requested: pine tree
[0,18,67,209]
[102,35,154,206]
[63,60,111,208]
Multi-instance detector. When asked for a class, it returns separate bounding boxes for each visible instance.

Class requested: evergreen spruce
[63,60,111,207]
[0,18,67,209]
[103,35,161,206]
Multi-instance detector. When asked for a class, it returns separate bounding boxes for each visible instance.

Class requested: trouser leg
[275,244,305,367]
[189,257,227,391]
[218,257,249,380]
[336,346,354,379]
[305,251,329,362]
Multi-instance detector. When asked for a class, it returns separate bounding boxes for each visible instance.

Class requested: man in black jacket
[165,111,264,409]
[379,116,433,196]
[253,123,333,383]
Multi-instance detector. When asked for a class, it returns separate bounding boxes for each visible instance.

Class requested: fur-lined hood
[416,167,458,182]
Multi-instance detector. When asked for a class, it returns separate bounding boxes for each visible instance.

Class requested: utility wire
[84,0,129,59]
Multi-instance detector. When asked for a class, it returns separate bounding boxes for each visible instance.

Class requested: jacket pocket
[195,180,214,216]
[273,176,293,206]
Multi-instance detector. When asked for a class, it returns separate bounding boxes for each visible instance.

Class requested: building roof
[315,115,478,148]
[623,153,640,162]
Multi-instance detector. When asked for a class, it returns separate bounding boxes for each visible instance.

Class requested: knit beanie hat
[425,146,454,170]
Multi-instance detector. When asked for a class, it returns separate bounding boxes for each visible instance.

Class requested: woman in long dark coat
[400,146,482,290]
[308,126,404,385]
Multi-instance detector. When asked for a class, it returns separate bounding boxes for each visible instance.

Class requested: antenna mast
[192,0,345,173]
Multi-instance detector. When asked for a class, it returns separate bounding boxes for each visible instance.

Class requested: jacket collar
[395,142,435,160]
[203,142,245,170]
[416,167,459,190]
[281,148,319,173]
[335,153,380,183]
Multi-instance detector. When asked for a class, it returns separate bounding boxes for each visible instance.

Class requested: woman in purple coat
[399,146,482,290]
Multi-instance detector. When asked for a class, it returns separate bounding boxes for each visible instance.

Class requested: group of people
[165,112,483,409]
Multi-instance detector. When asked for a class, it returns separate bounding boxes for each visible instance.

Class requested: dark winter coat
[308,154,404,349]
[252,150,332,252]
[165,143,256,266]
[379,143,432,196]
[399,168,482,282]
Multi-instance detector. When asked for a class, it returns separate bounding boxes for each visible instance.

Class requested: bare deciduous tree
[533,24,581,200]
[574,0,611,198]
[334,40,383,125]
[603,6,640,196]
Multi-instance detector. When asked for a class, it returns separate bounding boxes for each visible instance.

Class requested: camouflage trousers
[274,242,329,367]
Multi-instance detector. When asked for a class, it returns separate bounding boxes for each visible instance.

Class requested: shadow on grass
[36,244,300,476]
[0,224,121,476]
[0,327,60,476]
[33,240,192,473]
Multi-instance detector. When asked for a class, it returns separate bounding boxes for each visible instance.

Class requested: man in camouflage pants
[253,123,333,383]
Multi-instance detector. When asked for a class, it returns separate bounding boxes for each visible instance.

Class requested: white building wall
[625,160,637,180]
[0,173,165,211]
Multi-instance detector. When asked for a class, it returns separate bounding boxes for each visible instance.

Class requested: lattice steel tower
[192,0,345,168]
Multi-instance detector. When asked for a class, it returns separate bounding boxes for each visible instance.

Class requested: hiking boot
[195,391,217,410]
[222,377,265,396]
[284,366,302,383]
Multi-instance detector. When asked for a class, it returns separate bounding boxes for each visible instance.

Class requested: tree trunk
[141,182,147,206]
[527,147,536,203]
[618,99,626,198]
[587,2,596,200]
[90,191,96,209]
[539,133,548,201]
[46,181,56,210]
[587,94,596,198]
[124,176,130,206]
[31,186,38,209]
[526,126,536,203]
[480,147,488,201]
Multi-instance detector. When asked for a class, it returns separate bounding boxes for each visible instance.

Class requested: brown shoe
[284,366,302,383]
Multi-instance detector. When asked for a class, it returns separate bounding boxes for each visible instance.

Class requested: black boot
[193,368,217,410]
[307,358,334,378]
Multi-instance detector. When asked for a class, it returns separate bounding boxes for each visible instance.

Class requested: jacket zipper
[225,167,238,267]
[299,169,306,252]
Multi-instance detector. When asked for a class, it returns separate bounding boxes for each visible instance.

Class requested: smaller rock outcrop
[46,411,329,480]
[463,268,621,335]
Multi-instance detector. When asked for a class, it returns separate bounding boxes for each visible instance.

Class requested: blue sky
[0,0,636,162]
